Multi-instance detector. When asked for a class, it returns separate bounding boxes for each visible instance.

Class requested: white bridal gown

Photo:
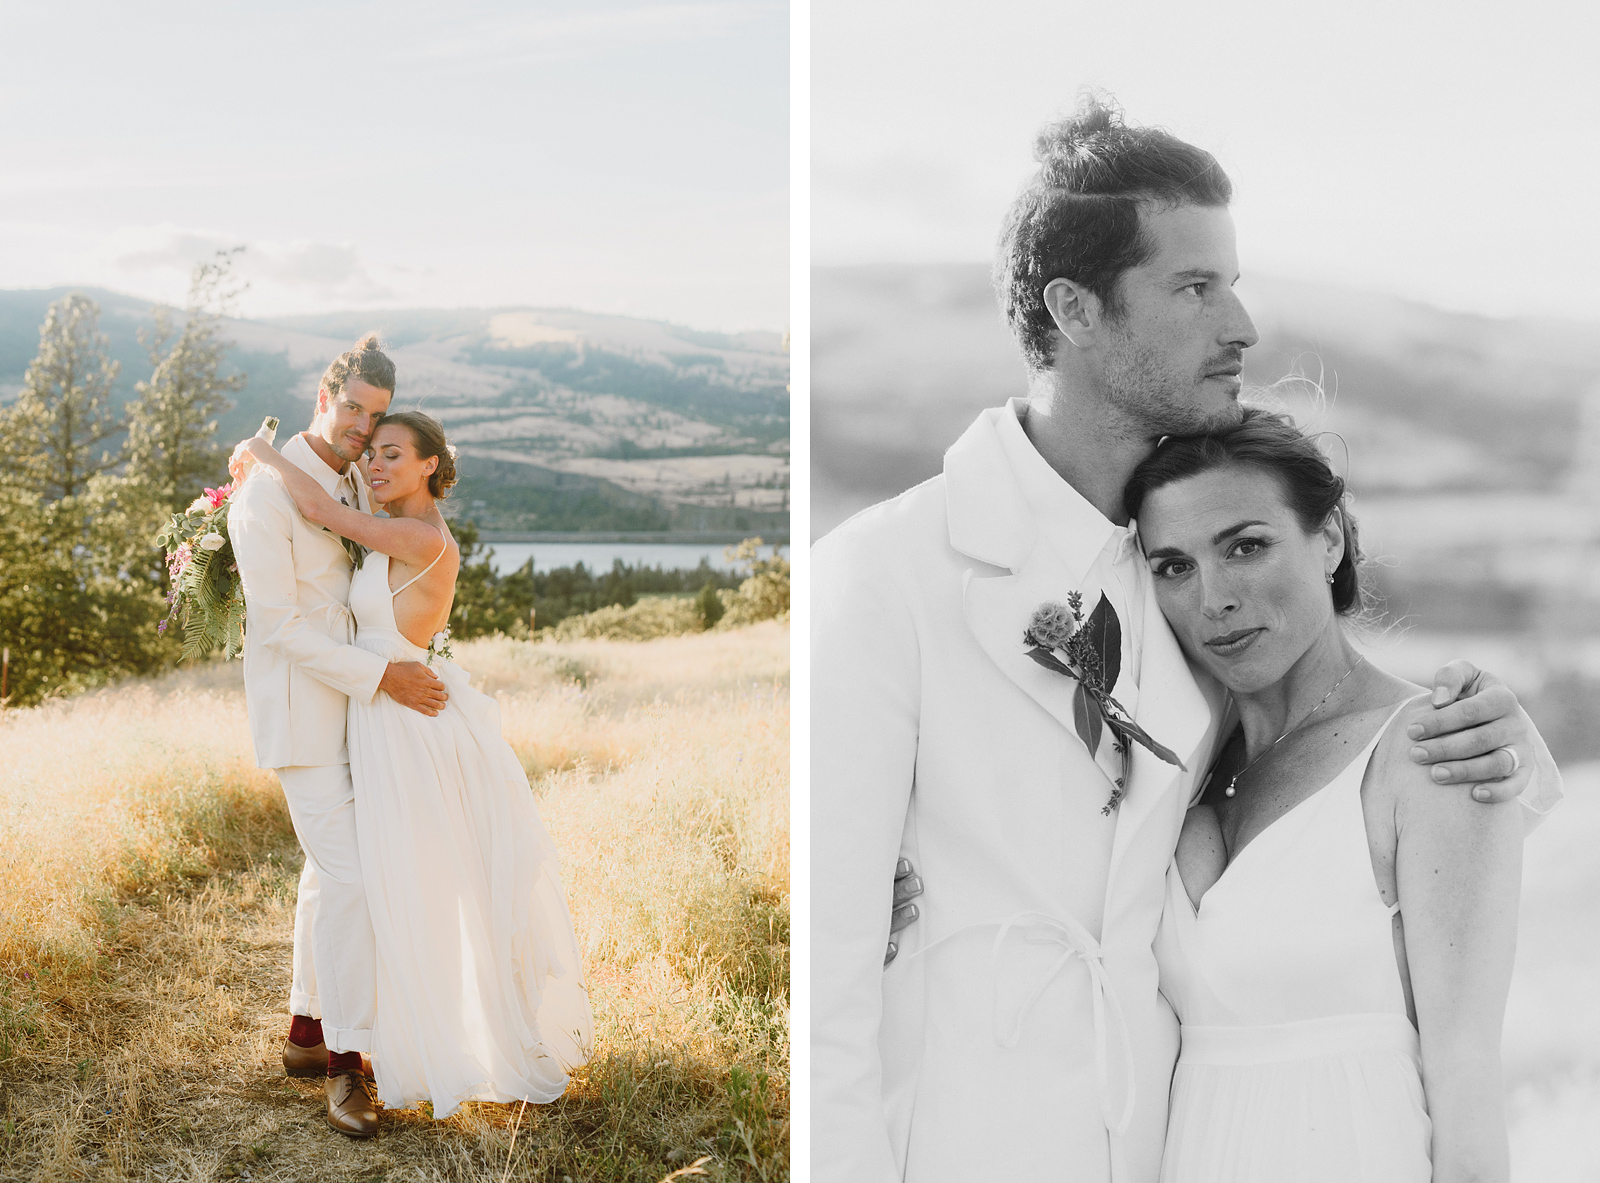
[346,544,593,1118]
[1155,698,1432,1182]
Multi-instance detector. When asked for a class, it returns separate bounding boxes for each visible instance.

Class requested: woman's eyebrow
[1144,519,1270,560]
[1213,519,1269,544]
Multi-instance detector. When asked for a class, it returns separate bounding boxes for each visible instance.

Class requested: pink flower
[204,484,233,509]
[167,542,193,579]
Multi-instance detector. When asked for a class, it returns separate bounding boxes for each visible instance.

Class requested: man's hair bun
[321,333,396,398]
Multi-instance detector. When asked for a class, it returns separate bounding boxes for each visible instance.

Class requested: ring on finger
[1497,745,1521,776]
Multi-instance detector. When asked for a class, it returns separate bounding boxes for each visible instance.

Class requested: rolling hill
[0,289,791,538]
[812,263,1600,538]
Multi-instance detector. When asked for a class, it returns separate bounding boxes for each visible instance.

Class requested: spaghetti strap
[1373,693,1429,750]
[391,526,449,597]
[1372,694,1428,923]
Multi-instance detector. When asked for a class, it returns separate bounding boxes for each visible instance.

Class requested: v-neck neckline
[1178,694,1423,914]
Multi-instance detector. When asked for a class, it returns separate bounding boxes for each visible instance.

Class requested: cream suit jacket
[229,433,388,770]
[812,407,1228,1183]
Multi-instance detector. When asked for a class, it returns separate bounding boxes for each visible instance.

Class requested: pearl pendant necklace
[1223,656,1366,798]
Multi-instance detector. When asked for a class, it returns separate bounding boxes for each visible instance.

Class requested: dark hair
[1123,408,1365,615]
[320,333,396,399]
[376,410,458,499]
[994,92,1233,371]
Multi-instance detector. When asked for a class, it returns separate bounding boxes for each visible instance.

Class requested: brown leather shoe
[283,1038,328,1078]
[283,1039,374,1080]
[325,1070,378,1138]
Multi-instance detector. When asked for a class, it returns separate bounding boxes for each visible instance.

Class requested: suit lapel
[947,408,1108,751]
[1105,573,1219,884]
[962,549,1088,736]
[276,434,361,565]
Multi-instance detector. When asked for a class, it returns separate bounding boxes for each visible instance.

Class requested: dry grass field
[0,623,790,1182]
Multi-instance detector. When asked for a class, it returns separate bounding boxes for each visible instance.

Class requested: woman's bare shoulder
[1368,689,1517,832]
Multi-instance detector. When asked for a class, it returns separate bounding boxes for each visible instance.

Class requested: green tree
[0,475,167,708]
[0,294,123,501]
[124,249,247,510]
[719,538,790,627]
[696,580,725,629]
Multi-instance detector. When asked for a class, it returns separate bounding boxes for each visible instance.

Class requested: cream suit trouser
[276,763,375,1055]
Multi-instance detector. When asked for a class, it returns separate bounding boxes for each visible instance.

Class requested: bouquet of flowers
[155,481,246,659]
[154,415,278,660]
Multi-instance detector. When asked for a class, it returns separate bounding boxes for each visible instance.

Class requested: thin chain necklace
[1222,656,1367,799]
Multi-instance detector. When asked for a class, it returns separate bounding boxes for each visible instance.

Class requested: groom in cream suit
[811,98,1559,1182]
[229,336,446,1137]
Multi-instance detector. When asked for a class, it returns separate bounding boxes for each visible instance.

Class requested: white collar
[994,397,1129,568]
[282,431,355,498]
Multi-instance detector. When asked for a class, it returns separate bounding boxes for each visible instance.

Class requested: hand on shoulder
[1375,695,1522,838]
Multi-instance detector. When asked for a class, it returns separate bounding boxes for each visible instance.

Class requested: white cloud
[104,226,395,305]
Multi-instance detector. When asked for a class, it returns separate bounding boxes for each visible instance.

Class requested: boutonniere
[1024,591,1185,814]
[426,628,453,667]
[322,526,365,569]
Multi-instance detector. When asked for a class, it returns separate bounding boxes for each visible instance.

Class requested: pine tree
[0,294,123,501]
[124,249,247,509]
[0,475,166,707]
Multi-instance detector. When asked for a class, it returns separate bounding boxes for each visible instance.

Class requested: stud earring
[1326,572,1335,585]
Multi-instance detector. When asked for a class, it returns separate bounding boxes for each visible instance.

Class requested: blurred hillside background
[814,258,1600,759]
[812,0,1600,1175]
[0,287,790,537]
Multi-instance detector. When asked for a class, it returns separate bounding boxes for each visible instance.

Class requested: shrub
[545,596,702,642]
[716,539,790,630]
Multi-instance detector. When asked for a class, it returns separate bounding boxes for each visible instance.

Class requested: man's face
[315,377,392,463]
[1093,203,1258,437]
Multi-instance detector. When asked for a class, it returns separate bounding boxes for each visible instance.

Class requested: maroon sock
[327,1050,362,1076]
[288,1014,324,1048]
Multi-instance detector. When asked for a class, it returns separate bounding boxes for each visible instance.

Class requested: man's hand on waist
[884,858,924,966]
[380,661,448,716]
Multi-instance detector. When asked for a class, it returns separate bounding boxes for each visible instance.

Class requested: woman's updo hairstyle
[378,410,458,499]
[1123,408,1366,616]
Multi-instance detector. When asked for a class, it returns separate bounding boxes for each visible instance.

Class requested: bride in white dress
[1124,409,1523,1183]
[240,411,593,1119]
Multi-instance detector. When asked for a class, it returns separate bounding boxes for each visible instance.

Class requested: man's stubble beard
[320,425,368,465]
[1100,330,1243,441]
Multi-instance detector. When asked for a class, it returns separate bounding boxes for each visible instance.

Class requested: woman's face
[365,424,436,505]
[1138,464,1344,695]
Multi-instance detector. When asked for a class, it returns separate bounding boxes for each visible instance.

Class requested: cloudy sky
[813,0,1600,323]
[0,0,787,330]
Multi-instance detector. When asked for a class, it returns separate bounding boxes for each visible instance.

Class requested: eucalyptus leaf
[1084,594,1122,690]
[1073,682,1103,755]
[1025,646,1076,678]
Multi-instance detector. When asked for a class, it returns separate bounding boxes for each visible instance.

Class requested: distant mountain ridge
[0,288,790,538]
[812,263,1600,537]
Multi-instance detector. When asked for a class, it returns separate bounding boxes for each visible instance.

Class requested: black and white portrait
[809,3,1600,1180]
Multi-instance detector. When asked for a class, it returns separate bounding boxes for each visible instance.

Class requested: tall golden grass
[0,622,789,1181]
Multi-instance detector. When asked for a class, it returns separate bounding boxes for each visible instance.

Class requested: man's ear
[1042,278,1097,349]
[314,385,331,417]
